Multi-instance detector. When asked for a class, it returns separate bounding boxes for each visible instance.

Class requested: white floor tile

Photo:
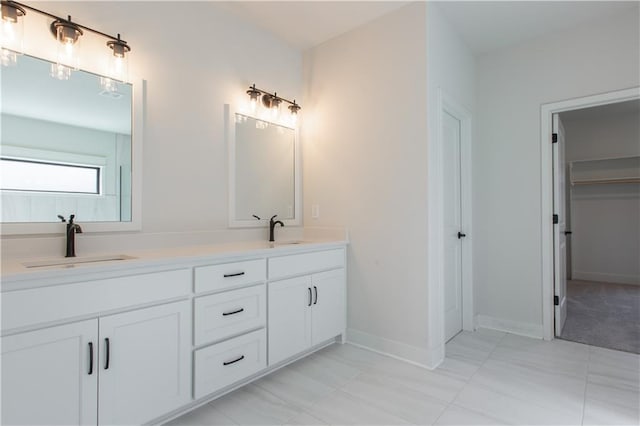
[252,367,336,411]
[435,404,509,425]
[212,384,302,425]
[340,371,448,424]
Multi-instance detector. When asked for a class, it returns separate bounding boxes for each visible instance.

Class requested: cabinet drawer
[194,284,266,346]
[268,249,344,280]
[195,259,266,293]
[193,329,266,399]
[2,269,191,332]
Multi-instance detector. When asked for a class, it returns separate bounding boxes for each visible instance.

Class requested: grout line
[580,348,592,425]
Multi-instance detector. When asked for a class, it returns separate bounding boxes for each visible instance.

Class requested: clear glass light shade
[54,22,81,71]
[0,4,25,66]
[107,48,128,82]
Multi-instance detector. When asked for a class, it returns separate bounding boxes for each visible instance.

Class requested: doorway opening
[541,87,640,353]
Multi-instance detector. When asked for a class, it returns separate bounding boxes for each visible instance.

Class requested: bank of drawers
[193,259,267,398]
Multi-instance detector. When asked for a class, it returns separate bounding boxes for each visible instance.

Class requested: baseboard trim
[572,271,640,286]
[346,328,443,370]
[475,314,543,339]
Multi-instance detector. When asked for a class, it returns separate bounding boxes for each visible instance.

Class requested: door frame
[427,88,473,367]
[540,86,640,340]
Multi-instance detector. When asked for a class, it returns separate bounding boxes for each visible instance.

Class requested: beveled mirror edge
[225,104,302,229]
[1,79,145,236]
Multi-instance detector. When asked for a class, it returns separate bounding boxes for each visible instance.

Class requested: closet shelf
[572,177,640,186]
[570,156,640,186]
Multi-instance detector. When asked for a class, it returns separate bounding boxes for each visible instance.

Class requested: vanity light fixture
[0,1,26,66]
[246,84,301,122]
[0,1,132,85]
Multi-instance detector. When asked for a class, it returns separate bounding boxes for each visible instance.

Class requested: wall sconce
[246,84,301,124]
[0,1,26,66]
[0,1,131,85]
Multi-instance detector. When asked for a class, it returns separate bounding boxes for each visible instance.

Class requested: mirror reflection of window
[0,54,132,223]
[235,114,295,221]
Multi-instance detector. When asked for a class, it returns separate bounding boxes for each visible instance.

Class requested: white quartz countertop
[1,238,348,290]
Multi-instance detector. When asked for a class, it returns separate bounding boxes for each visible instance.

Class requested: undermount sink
[23,254,136,269]
[270,240,307,247]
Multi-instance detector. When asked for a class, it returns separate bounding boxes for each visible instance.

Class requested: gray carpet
[559,280,640,354]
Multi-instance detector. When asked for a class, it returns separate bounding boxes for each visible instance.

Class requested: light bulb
[53,18,82,73]
[0,2,25,66]
[249,97,257,112]
[106,36,130,82]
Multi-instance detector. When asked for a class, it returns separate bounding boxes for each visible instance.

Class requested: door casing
[540,86,640,340]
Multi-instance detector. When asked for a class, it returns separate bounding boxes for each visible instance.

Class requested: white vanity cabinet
[1,269,192,426]
[1,320,99,426]
[268,249,346,366]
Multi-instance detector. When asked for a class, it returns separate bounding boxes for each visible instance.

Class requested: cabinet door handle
[222,307,244,316]
[88,342,94,375]
[308,287,312,306]
[223,272,245,278]
[223,355,245,366]
[313,286,318,305]
[104,338,110,370]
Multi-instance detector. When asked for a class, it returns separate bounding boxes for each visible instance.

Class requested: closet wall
[562,102,640,285]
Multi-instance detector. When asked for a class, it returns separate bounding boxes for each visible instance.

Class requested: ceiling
[437,1,639,55]
[219,1,638,54]
[216,1,410,50]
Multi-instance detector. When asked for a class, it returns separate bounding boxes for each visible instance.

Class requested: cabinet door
[311,269,346,345]
[98,301,191,425]
[1,320,98,426]
[268,276,312,365]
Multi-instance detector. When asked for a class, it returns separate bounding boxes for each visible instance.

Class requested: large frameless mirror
[1,54,143,234]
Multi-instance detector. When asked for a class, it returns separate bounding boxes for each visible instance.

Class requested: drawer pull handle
[88,342,94,375]
[104,338,110,370]
[222,308,245,316]
[313,286,318,305]
[223,355,245,366]
[223,272,245,278]
[308,287,312,306]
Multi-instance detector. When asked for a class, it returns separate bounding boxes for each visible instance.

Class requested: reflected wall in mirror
[229,108,300,228]
[1,54,133,225]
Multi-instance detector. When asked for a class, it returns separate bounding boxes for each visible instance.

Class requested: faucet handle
[69,214,76,224]
[57,215,67,223]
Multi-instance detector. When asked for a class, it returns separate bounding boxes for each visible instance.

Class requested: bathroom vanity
[1,240,347,425]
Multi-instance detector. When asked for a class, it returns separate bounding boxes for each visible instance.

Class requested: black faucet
[58,214,83,257]
[269,215,284,242]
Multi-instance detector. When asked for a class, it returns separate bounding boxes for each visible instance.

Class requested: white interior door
[553,114,568,336]
[443,110,464,342]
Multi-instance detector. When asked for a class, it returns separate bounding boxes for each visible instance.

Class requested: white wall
[563,110,640,285]
[302,2,429,364]
[2,2,302,253]
[426,2,476,361]
[474,11,639,335]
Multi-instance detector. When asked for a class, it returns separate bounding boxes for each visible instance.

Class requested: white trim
[346,328,441,370]
[1,79,145,235]
[572,271,640,286]
[427,89,474,367]
[540,86,640,340]
[475,314,544,339]
[225,104,301,229]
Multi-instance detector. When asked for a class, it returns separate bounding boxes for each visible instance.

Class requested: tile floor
[166,330,640,425]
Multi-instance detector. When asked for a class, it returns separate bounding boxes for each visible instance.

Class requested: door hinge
[552,133,558,143]
[553,214,559,224]
[554,295,559,306]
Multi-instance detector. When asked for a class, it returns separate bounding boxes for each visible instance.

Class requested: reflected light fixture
[0,1,26,66]
[246,84,301,124]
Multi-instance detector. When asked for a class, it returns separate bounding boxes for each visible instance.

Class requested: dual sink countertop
[0,238,348,288]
